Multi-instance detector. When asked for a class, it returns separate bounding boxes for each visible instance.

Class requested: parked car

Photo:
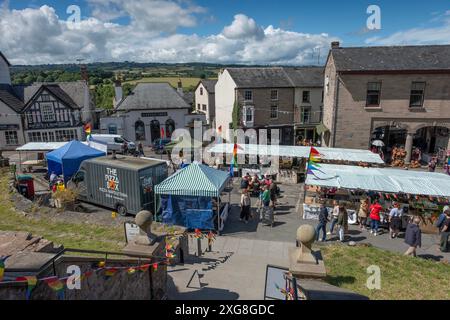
[90,134,136,154]
[68,155,168,216]
[151,138,172,154]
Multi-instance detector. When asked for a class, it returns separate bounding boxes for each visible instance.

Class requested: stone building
[322,42,450,162]
[215,67,324,145]
[101,82,206,145]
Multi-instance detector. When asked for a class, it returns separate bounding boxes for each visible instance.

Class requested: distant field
[123,77,208,89]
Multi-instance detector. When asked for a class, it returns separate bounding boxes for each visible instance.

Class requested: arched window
[165,119,175,138]
[108,124,118,135]
[135,120,146,141]
[150,120,161,143]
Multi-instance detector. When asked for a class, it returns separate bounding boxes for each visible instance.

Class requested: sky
[1,0,450,65]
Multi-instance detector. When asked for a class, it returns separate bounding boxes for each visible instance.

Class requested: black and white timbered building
[0,51,94,151]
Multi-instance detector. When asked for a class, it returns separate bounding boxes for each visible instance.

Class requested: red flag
[310,147,320,156]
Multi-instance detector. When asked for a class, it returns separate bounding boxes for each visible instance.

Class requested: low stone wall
[0,255,167,300]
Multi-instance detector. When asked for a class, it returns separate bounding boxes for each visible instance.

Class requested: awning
[305,163,450,197]
[207,143,384,164]
[155,162,230,198]
[16,142,68,152]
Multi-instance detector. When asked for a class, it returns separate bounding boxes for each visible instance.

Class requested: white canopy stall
[305,164,450,197]
[208,143,384,164]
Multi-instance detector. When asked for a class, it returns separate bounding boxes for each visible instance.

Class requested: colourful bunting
[138,264,150,272]
[16,276,37,300]
[97,261,106,268]
[127,267,136,275]
[104,268,118,277]
[0,256,9,282]
[207,231,216,246]
[152,263,158,271]
[45,277,65,300]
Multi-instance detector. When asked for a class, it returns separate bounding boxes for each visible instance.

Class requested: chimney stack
[331,41,340,49]
[177,78,184,96]
[80,64,89,82]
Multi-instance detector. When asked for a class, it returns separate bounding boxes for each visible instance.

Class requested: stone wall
[0,256,167,300]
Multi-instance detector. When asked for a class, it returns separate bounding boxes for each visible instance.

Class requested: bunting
[16,276,37,300]
[84,123,92,139]
[0,256,9,283]
[45,277,65,300]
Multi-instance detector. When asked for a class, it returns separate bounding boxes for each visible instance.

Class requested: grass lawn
[0,171,123,252]
[322,245,450,300]
[123,77,205,89]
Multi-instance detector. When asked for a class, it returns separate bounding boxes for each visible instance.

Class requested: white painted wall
[215,70,236,136]
[0,55,11,85]
[0,101,25,151]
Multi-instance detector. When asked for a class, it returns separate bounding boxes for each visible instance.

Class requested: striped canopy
[155,162,230,198]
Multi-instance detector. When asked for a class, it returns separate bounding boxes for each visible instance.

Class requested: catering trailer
[68,155,168,216]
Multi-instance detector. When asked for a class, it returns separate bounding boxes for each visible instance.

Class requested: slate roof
[116,83,191,111]
[0,84,24,113]
[181,91,194,106]
[0,52,11,67]
[14,81,88,108]
[283,67,324,87]
[331,45,450,72]
[200,79,217,93]
[226,67,293,88]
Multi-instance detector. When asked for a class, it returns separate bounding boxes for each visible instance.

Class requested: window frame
[302,90,311,103]
[366,82,382,107]
[301,106,311,124]
[409,81,426,108]
[5,131,19,145]
[244,90,253,102]
[270,105,278,119]
[270,90,278,101]
[41,103,56,122]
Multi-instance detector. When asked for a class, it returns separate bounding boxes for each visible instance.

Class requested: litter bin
[16,174,35,200]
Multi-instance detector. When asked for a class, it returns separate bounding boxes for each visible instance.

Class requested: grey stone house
[322,42,450,162]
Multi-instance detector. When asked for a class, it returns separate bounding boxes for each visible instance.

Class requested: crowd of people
[239,173,279,224]
[314,198,450,256]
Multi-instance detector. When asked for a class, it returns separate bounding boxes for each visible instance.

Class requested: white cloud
[222,14,264,40]
[366,12,450,45]
[0,4,339,65]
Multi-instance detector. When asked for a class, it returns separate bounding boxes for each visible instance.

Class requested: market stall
[154,162,231,233]
[46,141,106,182]
[303,163,450,232]
[208,143,384,183]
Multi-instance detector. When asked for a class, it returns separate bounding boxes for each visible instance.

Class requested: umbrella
[372,140,385,147]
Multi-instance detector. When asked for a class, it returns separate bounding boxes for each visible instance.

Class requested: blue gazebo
[46,141,105,181]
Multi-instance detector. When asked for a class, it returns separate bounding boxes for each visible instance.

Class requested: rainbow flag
[84,123,92,139]
[306,147,324,176]
[16,276,37,300]
[229,143,238,177]
[45,277,65,300]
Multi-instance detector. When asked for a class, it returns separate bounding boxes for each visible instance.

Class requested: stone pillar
[404,132,414,164]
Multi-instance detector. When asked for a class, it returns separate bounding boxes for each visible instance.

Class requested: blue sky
[2,0,450,64]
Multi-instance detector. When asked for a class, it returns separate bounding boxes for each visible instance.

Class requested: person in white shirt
[327,200,340,235]
[389,202,403,239]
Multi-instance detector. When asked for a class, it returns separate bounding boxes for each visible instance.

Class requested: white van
[90,134,136,154]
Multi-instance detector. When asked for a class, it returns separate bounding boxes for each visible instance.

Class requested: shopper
[439,210,450,252]
[328,200,340,235]
[358,198,369,230]
[138,142,144,157]
[240,189,252,224]
[269,179,277,209]
[315,202,329,242]
[369,200,383,236]
[240,175,249,190]
[428,157,437,172]
[336,203,348,242]
[404,217,422,257]
[262,185,271,208]
[389,202,403,239]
